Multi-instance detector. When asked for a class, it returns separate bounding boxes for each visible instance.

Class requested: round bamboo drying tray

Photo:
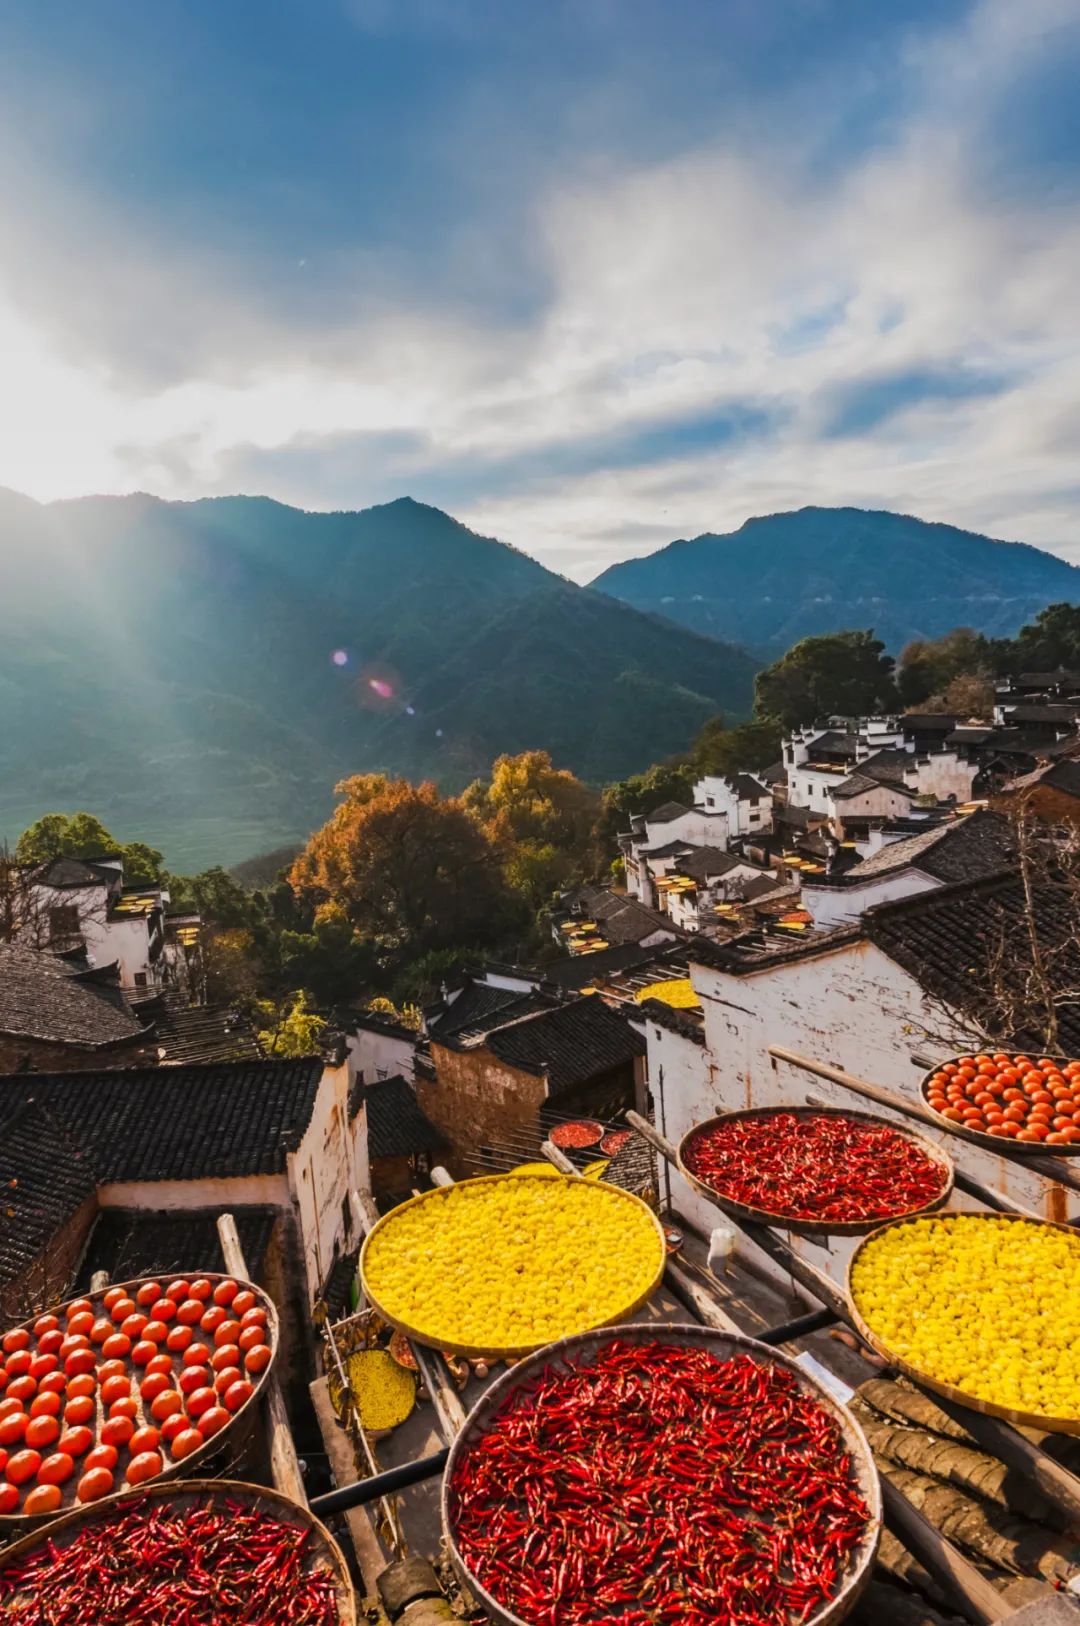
[0,1478,356,1623]
[678,1105,955,1237]
[359,1173,667,1359]
[442,1321,882,1626]
[847,1211,1080,1436]
[0,1272,279,1532]
[919,1055,1080,1156]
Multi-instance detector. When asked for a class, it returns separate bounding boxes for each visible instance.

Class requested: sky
[1,0,1079,580]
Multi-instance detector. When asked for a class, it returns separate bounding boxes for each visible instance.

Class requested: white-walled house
[784,724,978,832]
[801,810,1013,928]
[25,856,176,994]
[693,774,773,838]
[346,1008,417,1086]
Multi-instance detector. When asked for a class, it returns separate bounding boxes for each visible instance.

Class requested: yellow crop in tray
[362,1175,663,1354]
[851,1214,1080,1417]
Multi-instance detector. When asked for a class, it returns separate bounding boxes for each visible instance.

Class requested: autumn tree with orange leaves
[289,774,526,963]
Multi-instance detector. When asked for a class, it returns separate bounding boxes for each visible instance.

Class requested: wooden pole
[216,1212,307,1507]
[540,1140,577,1175]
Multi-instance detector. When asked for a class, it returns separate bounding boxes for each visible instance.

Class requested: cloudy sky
[1,0,1079,579]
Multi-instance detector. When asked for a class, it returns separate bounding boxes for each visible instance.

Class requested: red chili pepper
[450,1341,870,1626]
[0,1495,340,1625]
[684,1111,947,1224]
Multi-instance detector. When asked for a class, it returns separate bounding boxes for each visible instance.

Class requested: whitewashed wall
[289,1060,368,1304]
[801,869,938,928]
[346,1025,416,1084]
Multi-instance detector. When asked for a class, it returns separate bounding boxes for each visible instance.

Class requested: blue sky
[1,0,1078,577]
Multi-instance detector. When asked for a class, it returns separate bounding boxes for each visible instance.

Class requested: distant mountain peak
[592,506,1078,654]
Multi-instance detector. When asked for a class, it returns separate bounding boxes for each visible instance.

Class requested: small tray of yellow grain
[848,1211,1080,1434]
[328,1347,417,1435]
[359,1173,667,1359]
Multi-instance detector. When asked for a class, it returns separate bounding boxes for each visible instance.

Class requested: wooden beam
[216,1212,307,1507]
[540,1140,577,1176]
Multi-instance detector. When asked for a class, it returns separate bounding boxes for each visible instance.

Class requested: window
[49,905,79,938]
[133,972,148,989]
[341,1195,352,1240]
[375,1066,388,1080]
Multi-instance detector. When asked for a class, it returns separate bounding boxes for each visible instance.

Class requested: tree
[691,717,783,777]
[16,812,165,881]
[754,630,898,729]
[923,671,995,719]
[464,751,601,908]
[0,844,52,946]
[1011,603,1080,673]
[255,991,327,1057]
[897,628,993,708]
[597,761,697,854]
[166,866,254,927]
[289,774,525,963]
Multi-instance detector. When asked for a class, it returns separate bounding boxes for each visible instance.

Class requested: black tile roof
[75,1206,278,1291]
[676,847,743,881]
[579,888,683,945]
[0,945,147,1048]
[0,1058,324,1183]
[805,730,858,757]
[831,770,914,801]
[364,1074,445,1160]
[901,714,959,730]
[1000,704,1080,723]
[1038,760,1080,800]
[145,992,260,1065]
[760,760,786,783]
[634,997,706,1044]
[0,1102,97,1287]
[602,1131,658,1196]
[639,839,694,859]
[484,997,645,1096]
[543,943,656,988]
[37,857,120,889]
[689,924,863,976]
[735,774,770,800]
[866,871,1080,1052]
[916,809,1015,882]
[647,801,692,823]
[428,981,554,1043]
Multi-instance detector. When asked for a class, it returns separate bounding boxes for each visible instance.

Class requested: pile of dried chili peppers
[449,1341,870,1626]
[683,1110,947,1225]
[0,1494,342,1624]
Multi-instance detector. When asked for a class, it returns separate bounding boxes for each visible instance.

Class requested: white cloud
[0,0,1078,578]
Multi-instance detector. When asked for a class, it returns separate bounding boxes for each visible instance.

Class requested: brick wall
[419,1044,547,1177]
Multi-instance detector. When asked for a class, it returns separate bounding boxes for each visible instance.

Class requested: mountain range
[3,492,1077,871]
[591,507,1080,653]
[0,490,756,869]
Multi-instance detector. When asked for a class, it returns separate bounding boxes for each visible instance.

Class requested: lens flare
[331,649,348,667]
[405,704,416,716]
[369,677,394,700]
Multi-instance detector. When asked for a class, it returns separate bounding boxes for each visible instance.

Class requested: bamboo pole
[216,1212,307,1507]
